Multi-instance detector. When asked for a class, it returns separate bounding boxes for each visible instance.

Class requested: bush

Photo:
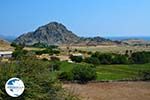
[139,70,150,81]
[58,72,73,81]
[112,54,129,64]
[50,56,60,61]
[84,57,100,65]
[131,51,150,64]
[12,49,28,59]
[49,63,60,71]
[72,65,96,83]
[32,42,48,48]
[70,55,83,63]
[97,53,113,64]
[0,58,74,99]
[91,52,130,65]
[35,48,60,55]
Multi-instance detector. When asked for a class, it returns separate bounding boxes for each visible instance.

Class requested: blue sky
[0,0,150,37]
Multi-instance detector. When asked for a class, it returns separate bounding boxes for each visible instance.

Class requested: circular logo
[5,78,25,97]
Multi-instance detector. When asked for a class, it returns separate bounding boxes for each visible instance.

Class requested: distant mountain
[14,22,118,46]
[0,34,16,42]
[121,39,150,46]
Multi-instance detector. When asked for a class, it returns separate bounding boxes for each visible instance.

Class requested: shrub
[112,54,129,64]
[139,70,150,81]
[49,63,60,71]
[92,52,113,64]
[131,51,150,64]
[70,55,83,63]
[58,72,73,81]
[84,57,100,65]
[50,56,60,61]
[91,52,130,64]
[12,49,28,59]
[72,65,96,83]
[0,58,74,99]
[35,48,60,55]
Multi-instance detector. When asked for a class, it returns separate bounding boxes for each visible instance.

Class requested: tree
[58,72,73,81]
[49,63,60,71]
[92,52,113,64]
[12,44,28,59]
[84,57,100,65]
[72,65,96,83]
[112,54,129,64]
[0,58,75,99]
[139,70,150,81]
[70,55,83,63]
[131,51,150,64]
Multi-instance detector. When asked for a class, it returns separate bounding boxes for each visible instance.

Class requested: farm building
[0,51,13,58]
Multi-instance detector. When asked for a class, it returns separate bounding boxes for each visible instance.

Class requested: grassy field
[56,62,150,81]
[96,64,150,81]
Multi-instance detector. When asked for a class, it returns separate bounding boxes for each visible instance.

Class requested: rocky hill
[122,39,150,46]
[14,22,118,46]
[0,38,13,51]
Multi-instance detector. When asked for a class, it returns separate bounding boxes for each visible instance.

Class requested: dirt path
[63,82,150,100]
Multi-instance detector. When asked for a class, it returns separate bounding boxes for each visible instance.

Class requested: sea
[106,36,150,41]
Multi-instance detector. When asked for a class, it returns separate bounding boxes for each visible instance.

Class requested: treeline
[70,51,150,65]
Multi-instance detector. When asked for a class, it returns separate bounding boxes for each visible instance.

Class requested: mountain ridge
[14,22,119,46]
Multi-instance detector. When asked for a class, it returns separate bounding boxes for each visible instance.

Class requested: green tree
[112,54,129,64]
[84,57,100,65]
[72,65,96,83]
[0,58,77,99]
[131,51,150,64]
[70,55,83,63]
[58,72,73,81]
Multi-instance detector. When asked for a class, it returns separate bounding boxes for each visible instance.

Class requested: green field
[56,62,150,81]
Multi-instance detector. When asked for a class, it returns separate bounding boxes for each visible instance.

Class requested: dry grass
[0,40,13,51]
[60,45,150,54]
[63,82,150,100]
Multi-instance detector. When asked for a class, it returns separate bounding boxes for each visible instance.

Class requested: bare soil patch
[63,82,150,100]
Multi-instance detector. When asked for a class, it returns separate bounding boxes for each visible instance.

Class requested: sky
[0,0,150,38]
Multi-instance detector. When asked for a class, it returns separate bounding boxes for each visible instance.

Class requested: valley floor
[63,82,150,100]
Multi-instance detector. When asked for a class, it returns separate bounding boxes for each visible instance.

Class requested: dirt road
[63,82,150,100]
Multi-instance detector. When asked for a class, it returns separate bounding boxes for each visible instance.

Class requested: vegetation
[72,65,96,83]
[139,70,150,81]
[2,43,150,99]
[12,44,28,59]
[21,42,59,49]
[85,51,150,65]
[84,57,100,65]
[69,55,83,63]
[0,57,78,99]
[57,62,150,81]
[90,52,129,64]
[35,48,60,55]
[58,65,97,83]
[58,72,73,81]
[131,51,150,64]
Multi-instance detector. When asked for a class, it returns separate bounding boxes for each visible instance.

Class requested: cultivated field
[63,82,150,100]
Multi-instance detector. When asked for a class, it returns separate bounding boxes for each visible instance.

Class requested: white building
[0,51,13,58]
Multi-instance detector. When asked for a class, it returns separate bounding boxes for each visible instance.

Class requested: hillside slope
[0,39,13,51]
